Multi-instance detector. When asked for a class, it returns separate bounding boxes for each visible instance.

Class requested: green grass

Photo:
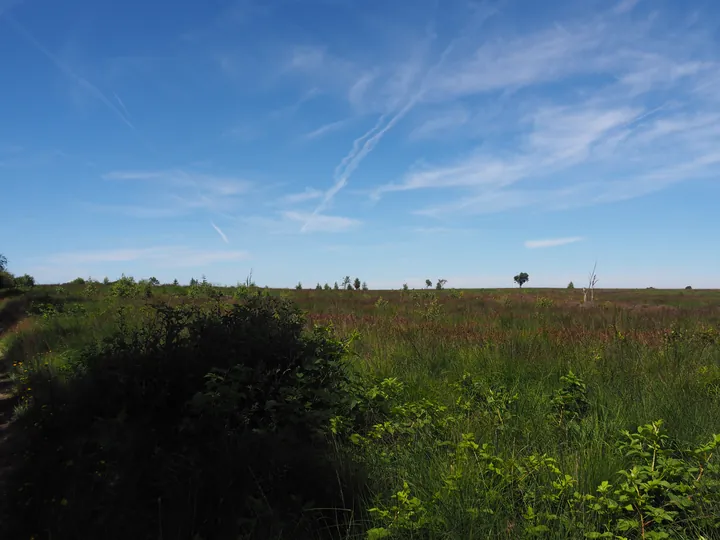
[1,283,719,539]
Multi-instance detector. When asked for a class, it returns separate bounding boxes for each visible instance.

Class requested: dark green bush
[0,269,15,289]
[3,293,360,540]
[14,273,35,288]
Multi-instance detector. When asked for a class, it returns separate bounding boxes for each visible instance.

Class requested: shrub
[71,277,86,285]
[109,274,138,298]
[4,293,359,540]
[0,270,15,289]
[14,274,35,288]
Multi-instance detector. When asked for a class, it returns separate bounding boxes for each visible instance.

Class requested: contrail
[6,14,135,130]
[211,221,229,244]
[301,37,459,233]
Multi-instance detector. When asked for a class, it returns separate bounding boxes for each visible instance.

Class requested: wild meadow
[0,275,719,539]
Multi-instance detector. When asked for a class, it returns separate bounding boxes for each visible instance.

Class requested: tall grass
[1,284,719,538]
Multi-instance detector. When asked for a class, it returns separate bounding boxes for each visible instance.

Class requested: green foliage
[4,293,359,540]
[449,288,464,299]
[550,370,590,426]
[410,290,443,321]
[109,274,138,298]
[425,279,432,288]
[14,274,35,288]
[514,272,530,288]
[568,281,575,289]
[324,282,331,290]
[354,278,361,290]
[83,280,99,297]
[435,278,447,290]
[70,277,86,285]
[0,253,7,272]
[334,281,340,290]
[5,283,720,539]
[536,296,554,309]
[103,276,110,284]
[362,281,369,291]
[296,281,303,290]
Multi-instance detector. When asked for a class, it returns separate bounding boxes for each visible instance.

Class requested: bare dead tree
[588,261,599,302]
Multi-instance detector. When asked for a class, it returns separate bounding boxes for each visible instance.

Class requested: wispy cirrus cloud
[277,1,719,226]
[47,246,250,266]
[409,107,470,140]
[280,187,324,204]
[5,15,135,130]
[301,118,352,140]
[524,237,583,249]
[284,211,360,233]
[99,169,253,217]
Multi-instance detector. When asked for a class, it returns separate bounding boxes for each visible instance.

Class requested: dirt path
[0,303,24,524]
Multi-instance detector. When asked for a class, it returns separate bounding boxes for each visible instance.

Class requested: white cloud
[284,211,360,232]
[100,169,253,217]
[48,246,250,266]
[613,0,641,15]
[301,118,351,140]
[524,237,583,249]
[409,107,470,140]
[281,188,324,204]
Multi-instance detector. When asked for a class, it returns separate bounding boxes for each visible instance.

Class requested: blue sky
[2,0,719,288]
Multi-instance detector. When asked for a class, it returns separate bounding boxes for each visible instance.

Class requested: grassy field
[0,280,719,539]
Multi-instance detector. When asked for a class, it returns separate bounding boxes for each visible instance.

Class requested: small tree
[149,277,160,286]
[103,277,111,285]
[172,279,179,286]
[323,283,331,290]
[296,282,303,290]
[190,277,198,286]
[315,283,322,290]
[15,274,35,288]
[342,276,351,289]
[0,253,7,272]
[333,281,339,290]
[361,281,368,291]
[567,281,575,289]
[513,272,529,288]
[436,278,447,290]
[425,279,432,289]
[685,285,692,290]
[353,278,361,291]
[402,283,409,291]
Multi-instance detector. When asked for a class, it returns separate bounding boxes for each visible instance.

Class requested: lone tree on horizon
[514,272,529,288]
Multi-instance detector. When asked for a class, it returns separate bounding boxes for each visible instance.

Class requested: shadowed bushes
[2,293,362,540]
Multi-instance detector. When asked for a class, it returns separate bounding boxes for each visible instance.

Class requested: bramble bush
[3,292,362,540]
